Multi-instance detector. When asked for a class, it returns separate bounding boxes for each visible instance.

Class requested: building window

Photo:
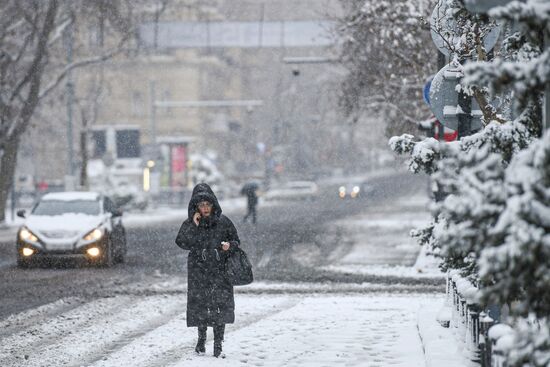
[116,129,141,158]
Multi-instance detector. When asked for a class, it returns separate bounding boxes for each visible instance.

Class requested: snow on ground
[321,191,443,280]
[172,294,433,367]
[0,173,468,366]
[417,298,476,367]
[0,291,444,367]
[104,276,443,296]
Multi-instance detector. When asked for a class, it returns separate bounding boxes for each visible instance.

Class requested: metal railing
[445,274,512,367]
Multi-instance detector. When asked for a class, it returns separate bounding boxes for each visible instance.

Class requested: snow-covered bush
[505,318,550,367]
[489,317,550,367]
[391,0,547,313]
[479,130,550,318]
[388,0,548,363]
[434,147,507,279]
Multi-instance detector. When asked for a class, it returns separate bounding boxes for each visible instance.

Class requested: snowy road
[0,173,439,317]
[0,171,448,366]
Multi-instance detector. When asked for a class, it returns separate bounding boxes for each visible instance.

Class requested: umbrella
[241,182,259,195]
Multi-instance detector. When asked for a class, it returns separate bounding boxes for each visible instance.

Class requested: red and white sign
[434,120,458,142]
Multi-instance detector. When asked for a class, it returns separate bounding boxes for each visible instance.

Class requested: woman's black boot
[213,342,222,358]
[213,324,225,358]
[195,326,206,354]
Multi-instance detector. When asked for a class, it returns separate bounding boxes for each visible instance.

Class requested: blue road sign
[423,79,433,106]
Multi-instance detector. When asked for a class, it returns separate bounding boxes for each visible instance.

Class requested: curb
[417,300,472,367]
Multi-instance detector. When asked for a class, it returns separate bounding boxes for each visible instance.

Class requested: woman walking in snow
[175,183,241,358]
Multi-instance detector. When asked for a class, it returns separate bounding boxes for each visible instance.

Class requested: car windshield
[33,200,101,216]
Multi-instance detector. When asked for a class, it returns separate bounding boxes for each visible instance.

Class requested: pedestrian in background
[175,183,241,358]
[241,182,259,224]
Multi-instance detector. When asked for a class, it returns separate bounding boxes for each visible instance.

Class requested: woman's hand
[221,241,230,251]
[193,212,201,226]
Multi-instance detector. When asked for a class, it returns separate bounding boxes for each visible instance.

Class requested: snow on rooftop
[41,191,101,202]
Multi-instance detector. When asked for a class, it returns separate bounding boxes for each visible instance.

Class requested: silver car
[264,181,319,201]
[16,192,126,267]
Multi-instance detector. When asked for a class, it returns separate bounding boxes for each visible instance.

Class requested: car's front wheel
[16,255,32,269]
[99,240,114,267]
[114,232,126,264]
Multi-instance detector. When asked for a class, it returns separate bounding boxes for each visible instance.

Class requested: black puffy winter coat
[175,183,240,327]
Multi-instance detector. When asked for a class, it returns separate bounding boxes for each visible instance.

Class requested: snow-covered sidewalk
[173,294,434,367]
[0,291,444,367]
[320,190,443,280]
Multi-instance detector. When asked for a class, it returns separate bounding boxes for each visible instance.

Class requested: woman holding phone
[175,183,241,358]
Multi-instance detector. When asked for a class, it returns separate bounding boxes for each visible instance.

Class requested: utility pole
[258,2,265,48]
[457,58,472,139]
[283,56,338,172]
[64,22,75,182]
[436,51,447,141]
[149,81,157,146]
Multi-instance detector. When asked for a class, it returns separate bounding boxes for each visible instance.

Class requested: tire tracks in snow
[0,295,185,367]
[76,297,188,367]
[0,297,84,339]
[0,296,137,366]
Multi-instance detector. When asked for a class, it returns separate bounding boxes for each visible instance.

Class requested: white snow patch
[26,213,102,234]
[41,191,101,201]
[417,299,475,367]
[321,189,442,278]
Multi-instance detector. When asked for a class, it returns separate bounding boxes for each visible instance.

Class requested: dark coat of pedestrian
[175,183,241,357]
[241,182,259,224]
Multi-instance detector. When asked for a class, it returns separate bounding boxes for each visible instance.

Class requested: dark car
[16,191,126,267]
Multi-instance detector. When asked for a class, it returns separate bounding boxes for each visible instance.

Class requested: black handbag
[225,247,253,286]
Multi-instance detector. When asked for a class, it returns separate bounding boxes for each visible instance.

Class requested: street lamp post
[282,56,338,172]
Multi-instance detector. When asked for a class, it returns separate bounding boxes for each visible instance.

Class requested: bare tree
[0,0,150,222]
[334,0,437,137]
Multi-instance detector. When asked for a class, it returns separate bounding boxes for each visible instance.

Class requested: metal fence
[446,275,514,367]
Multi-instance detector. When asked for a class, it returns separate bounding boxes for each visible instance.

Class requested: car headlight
[86,247,101,257]
[352,186,360,193]
[22,247,35,257]
[19,227,38,243]
[83,228,104,242]
[338,186,346,198]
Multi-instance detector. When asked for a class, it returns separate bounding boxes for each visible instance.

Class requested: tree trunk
[0,138,20,223]
[80,130,88,189]
[0,0,59,223]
